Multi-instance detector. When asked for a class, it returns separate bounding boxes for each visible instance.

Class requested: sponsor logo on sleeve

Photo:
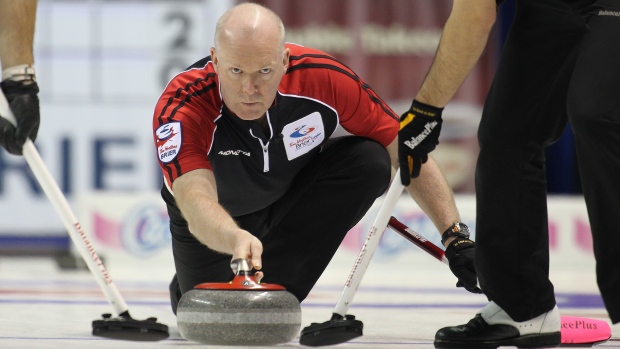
[282,112,325,160]
[155,122,182,163]
[598,9,620,17]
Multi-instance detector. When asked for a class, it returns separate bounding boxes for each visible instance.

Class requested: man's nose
[242,75,258,94]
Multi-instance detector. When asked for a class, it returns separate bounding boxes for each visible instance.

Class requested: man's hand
[398,100,443,185]
[232,232,264,280]
[0,79,40,155]
[444,235,482,294]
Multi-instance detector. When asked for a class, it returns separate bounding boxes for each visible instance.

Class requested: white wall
[0,0,233,236]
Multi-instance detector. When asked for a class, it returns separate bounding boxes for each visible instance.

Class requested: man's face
[212,40,289,121]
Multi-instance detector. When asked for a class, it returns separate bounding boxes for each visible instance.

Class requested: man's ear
[210,47,218,71]
[282,47,290,71]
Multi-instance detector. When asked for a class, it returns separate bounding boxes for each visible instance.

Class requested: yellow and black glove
[398,100,443,185]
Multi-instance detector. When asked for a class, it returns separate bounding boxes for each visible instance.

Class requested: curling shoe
[434,301,561,348]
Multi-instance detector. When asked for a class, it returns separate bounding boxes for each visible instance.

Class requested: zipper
[261,140,269,172]
[249,129,270,172]
[252,111,274,173]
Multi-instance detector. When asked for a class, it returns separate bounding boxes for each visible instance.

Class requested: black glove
[442,223,482,294]
[0,79,40,155]
[398,100,443,186]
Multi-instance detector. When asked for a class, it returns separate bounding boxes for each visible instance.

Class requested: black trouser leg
[165,137,391,314]
[259,137,391,300]
[475,0,586,322]
[567,2,620,324]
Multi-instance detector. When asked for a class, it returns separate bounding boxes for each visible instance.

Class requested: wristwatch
[441,222,470,245]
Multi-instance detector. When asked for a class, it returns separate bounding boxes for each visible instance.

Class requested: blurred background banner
[71,193,595,279]
[256,0,498,105]
[0,0,588,271]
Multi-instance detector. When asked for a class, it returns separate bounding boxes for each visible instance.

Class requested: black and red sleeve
[285,45,399,147]
[152,63,221,188]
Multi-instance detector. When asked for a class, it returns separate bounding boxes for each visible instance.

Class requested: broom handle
[0,90,129,316]
[333,171,405,316]
[387,216,449,265]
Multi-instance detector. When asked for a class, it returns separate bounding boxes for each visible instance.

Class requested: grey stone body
[177,288,302,345]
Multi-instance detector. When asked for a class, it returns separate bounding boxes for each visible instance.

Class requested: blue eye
[231,68,241,74]
[260,68,271,74]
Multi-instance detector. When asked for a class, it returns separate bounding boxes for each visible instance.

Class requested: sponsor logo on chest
[218,149,250,156]
[282,112,325,160]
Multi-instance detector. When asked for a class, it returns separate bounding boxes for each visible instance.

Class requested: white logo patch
[282,112,325,160]
[156,122,182,163]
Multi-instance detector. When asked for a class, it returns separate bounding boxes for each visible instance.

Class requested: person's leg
[567,0,620,324]
[436,0,588,347]
[259,137,391,301]
[475,0,587,321]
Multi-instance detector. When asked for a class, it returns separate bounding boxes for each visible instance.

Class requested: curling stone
[177,259,302,345]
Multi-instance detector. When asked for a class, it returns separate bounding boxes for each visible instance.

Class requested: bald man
[152,2,478,314]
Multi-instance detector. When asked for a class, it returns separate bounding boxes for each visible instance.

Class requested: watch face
[442,223,470,244]
[455,223,470,235]
[450,223,467,234]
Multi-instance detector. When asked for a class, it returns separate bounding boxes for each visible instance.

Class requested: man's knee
[169,274,181,315]
[346,138,392,190]
[362,140,392,195]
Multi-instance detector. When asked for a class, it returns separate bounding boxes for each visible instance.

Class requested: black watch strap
[441,222,471,245]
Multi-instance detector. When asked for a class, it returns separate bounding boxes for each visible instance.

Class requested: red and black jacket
[153,43,398,216]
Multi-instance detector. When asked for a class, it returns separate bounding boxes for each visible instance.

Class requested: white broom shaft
[0,91,128,315]
[333,171,404,316]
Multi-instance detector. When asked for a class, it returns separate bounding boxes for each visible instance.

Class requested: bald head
[214,3,285,52]
[210,3,290,121]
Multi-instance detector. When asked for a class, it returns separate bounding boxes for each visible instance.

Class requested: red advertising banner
[250,0,498,105]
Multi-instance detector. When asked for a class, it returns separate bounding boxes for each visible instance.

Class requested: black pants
[476,0,620,323]
[163,137,392,314]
